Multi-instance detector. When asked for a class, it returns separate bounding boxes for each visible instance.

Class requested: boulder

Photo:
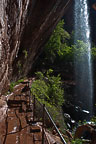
[74,124,96,144]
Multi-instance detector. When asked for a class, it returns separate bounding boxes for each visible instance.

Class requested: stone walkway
[0,83,42,144]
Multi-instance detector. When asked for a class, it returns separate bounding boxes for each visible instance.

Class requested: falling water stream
[74,0,93,119]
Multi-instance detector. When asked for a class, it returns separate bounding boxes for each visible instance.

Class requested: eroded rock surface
[0,0,73,94]
[0,81,65,144]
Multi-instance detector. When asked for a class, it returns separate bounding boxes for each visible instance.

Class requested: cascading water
[74,0,93,119]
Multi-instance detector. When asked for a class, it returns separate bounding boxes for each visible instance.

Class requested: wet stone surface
[0,84,42,144]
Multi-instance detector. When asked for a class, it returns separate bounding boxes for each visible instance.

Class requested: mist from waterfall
[74,0,93,118]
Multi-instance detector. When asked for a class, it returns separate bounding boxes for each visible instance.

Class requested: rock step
[30,126,41,133]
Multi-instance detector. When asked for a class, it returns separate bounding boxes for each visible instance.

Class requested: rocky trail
[1,81,96,144]
[0,81,64,144]
[0,82,44,144]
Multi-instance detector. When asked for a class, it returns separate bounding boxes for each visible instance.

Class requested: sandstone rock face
[0,0,30,94]
[0,0,73,94]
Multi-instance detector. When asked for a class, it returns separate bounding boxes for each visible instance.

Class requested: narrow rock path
[0,82,42,144]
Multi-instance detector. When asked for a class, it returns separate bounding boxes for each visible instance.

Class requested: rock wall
[0,0,73,94]
[0,0,31,94]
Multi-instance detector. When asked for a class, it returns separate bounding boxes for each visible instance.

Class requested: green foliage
[34,99,67,134]
[23,50,28,59]
[72,40,89,61]
[9,79,24,92]
[41,20,94,65]
[31,69,64,107]
[31,69,66,134]
[31,79,49,102]
[9,82,16,92]
[35,71,44,80]
[71,139,83,144]
[46,103,67,133]
[35,19,96,72]
[17,61,22,74]
[91,46,96,59]
[58,43,73,61]
[90,116,96,124]
[58,39,92,62]
[73,41,96,61]
[44,20,71,63]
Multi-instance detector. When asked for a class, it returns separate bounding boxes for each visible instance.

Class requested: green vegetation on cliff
[31,69,64,107]
[34,20,96,75]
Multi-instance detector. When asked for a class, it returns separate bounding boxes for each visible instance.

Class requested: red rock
[0,0,73,94]
[74,124,96,144]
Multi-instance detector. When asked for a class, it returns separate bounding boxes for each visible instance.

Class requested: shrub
[31,69,64,107]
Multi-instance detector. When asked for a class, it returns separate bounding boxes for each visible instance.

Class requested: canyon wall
[0,0,73,94]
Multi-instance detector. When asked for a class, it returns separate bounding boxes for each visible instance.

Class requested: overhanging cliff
[0,0,73,94]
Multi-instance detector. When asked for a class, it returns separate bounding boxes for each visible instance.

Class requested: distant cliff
[0,0,73,94]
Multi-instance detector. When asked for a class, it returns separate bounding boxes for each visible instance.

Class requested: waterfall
[74,0,93,118]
